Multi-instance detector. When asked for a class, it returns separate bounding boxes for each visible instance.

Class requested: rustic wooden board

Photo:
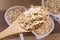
[42,33,60,40]
[0,0,60,39]
[0,0,41,10]
[3,33,60,40]
[3,35,36,40]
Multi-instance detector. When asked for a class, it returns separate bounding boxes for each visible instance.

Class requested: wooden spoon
[0,16,29,40]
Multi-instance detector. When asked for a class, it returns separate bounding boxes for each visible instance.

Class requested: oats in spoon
[18,6,49,31]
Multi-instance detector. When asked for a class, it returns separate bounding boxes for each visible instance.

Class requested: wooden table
[0,0,60,40]
[0,0,41,10]
[0,11,60,40]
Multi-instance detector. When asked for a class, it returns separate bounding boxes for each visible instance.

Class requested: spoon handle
[0,19,28,39]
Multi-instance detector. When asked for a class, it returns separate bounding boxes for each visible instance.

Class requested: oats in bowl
[6,6,27,24]
[33,19,52,35]
[44,0,60,14]
[18,6,49,31]
[5,6,27,40]
[32,17,54,40]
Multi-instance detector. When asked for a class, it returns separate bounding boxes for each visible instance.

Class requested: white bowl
[32,17,54,40]
[4,6,27,40]
[41,0,60,24]
[5,6,27,25]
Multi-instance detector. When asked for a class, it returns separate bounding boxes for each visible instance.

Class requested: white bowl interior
[32,17,54,39]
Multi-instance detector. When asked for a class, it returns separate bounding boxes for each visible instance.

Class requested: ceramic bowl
[4,6,27,40]
[41,0,60,24]
[32,17,54,40]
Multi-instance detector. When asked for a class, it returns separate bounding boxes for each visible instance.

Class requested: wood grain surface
[42,33,60,40]
[0,0,41,10]
[3,33,60,40]
[0,11,60,40]
[0,0,60,40]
